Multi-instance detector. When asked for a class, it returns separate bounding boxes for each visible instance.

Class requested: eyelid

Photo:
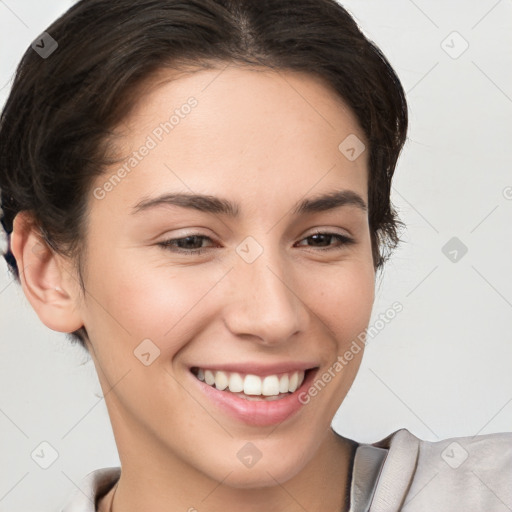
[305,226,352,238]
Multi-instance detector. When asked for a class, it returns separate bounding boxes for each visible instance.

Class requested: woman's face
[76,65,375,486]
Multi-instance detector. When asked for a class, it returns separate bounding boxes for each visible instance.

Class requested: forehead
[91,65,368,219]
[123,64,364,135]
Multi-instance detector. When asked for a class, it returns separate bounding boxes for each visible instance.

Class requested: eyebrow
[130,189,367,217]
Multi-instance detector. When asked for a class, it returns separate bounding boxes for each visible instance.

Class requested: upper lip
[190,362,319,377]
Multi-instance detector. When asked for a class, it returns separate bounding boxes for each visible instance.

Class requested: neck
[100,427,355,512]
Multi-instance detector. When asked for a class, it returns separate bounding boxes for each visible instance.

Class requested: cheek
[84,250,226,359]
[306,259,375,336]
[309,263,373,401]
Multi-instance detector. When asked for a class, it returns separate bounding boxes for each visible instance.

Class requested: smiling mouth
[190,367,317,401]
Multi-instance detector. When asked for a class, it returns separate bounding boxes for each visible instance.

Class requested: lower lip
[190,369,318,427]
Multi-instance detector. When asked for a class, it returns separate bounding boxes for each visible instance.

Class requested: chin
[223,466,300,489]
[208,452,307,490]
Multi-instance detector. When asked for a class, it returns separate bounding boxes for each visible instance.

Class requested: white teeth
[193,368,306,396]
[204,370,215,386]
[279,374,289,393]
[262,375,280,396]
[228,372,244,393]
[289,371,299,392]
[214,371,229,391]
[244,374,262,395]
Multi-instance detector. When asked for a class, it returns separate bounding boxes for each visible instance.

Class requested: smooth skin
[11,64,376,512]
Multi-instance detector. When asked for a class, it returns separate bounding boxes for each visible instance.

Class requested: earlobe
[10,211,85,334]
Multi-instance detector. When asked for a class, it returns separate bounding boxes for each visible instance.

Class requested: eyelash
[157,231,356,255]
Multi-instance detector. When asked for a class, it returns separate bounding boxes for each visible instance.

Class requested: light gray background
[1,1,511,511]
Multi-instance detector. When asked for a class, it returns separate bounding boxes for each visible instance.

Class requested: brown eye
[296,232,355,250]
[157,235,215,254]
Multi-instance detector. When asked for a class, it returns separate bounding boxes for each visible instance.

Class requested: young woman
[1,1,510,511]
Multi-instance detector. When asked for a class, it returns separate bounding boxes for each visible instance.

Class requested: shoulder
[60,467,120,512]
[358,428,512,512]
[403,429,512,512]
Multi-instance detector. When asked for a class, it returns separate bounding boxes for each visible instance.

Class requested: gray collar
[349,428,420,512]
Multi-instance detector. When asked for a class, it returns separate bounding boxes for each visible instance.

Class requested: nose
[222,243,308,346]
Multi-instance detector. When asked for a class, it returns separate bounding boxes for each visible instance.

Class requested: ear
[10,211,85,334]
